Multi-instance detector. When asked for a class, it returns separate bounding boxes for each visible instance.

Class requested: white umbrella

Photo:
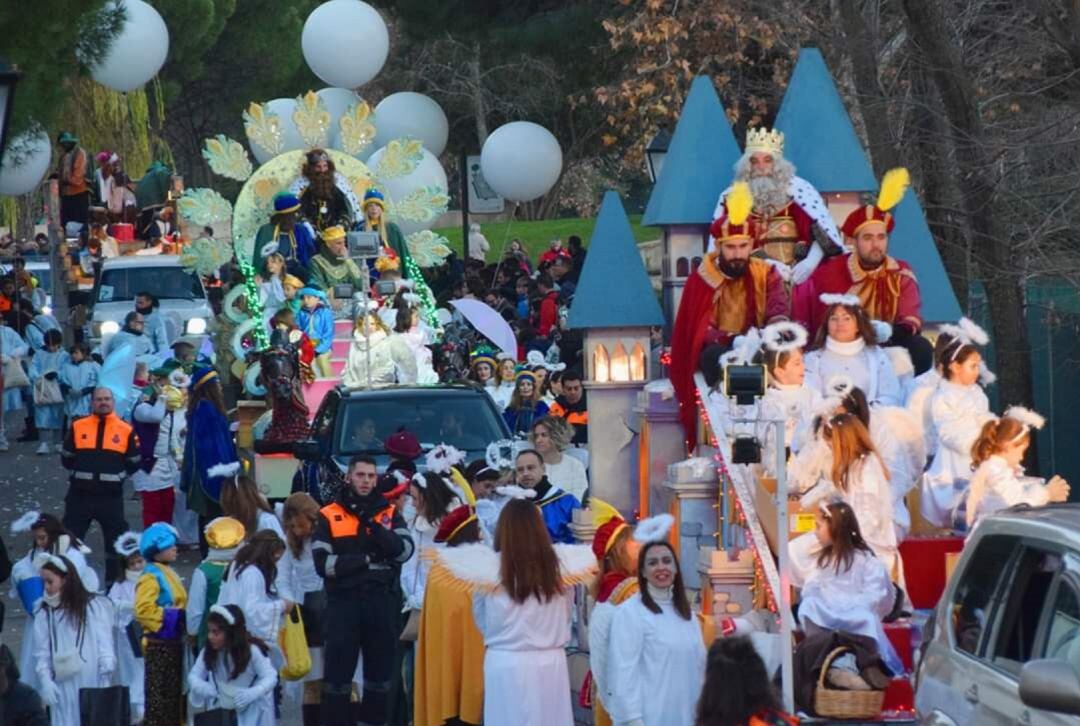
[449,299,517,355]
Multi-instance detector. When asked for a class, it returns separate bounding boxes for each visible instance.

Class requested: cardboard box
[755,475,817,555]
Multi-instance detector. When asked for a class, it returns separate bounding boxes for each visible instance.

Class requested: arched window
[630,342,646,381]
[692,256,702,271]
[676,257,690,277]
[611,342,630,382]
[593,344,610,383]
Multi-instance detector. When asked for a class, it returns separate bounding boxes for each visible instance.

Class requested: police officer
[312,455,413,725]
[60,387,138,584]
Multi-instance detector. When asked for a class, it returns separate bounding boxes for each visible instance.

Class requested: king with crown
[711,127,843,285]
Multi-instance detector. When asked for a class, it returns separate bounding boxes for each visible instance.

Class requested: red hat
[841,167,910,239]
[384,428,422,460]
[434,505,478,544]
[709,181,753,245]
[592,517,629,561]
[841,204,896,238]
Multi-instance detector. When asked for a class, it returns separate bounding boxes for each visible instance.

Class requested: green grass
[433,214,658,264]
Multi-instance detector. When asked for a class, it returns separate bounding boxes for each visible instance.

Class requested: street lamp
[0,60,23,170]
[645,126,671,184]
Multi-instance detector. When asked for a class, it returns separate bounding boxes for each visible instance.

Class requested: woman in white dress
[107,532,146,723]
[471,499,579,726]
[8,512,99,694]
[965,409,1070,529]
[921,327,995,528]
[342,312,417,389]
[401,473,462,613]
[188,604,278,726]
[32,554,116,726]
[797,501,903,677]
[392,295,439,385]
[607,518,706,726]
[217,530,289,667]
[803,295,902,406]
[531,416,589,502]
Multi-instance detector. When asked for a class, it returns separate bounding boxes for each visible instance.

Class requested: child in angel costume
[342,307,417,388]
[964,407,1070,529]
[427,497,596,726]
[921,318,995,528]
[392,290,439,385]
[108,532,146,722]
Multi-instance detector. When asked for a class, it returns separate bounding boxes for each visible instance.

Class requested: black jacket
[312,489,413,595]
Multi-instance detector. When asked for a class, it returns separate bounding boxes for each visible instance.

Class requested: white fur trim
[495,485,537,500]
[432,543,500,588]
[485,440,516,471]
[168,369,190,388]
[114,531,141,558]
[633,513,675,543]
[1004,406,1046,430]
[814,395,842,418]
[958,317,989,346]
[819,293,861,308]
[871,320,893,343]
[10,510,41,534]
[553,543,599,580]
[425,443,467,475]
[762,321,808,353]
[826,374,855,398]
[884,346,914,378]
[401,292,421,307]
[207,461,241,479]
[35,553,68,574]
[525,350,545,367]
[209,604,236,625]
[496,352,516,362]
[978,361,997,386]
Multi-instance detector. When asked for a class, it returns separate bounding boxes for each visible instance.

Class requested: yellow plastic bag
[279,605,312,681]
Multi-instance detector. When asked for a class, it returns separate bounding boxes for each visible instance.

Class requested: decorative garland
[403,255,439,329]
[234,253,268,352]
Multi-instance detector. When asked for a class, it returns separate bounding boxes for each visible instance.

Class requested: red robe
[669,255,789,447]
[792,253,922,339]
[714,200,817,261]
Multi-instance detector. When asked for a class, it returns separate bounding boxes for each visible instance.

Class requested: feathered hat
[841,167,910,238]
[434,505,479,544]
[710,182,754,244]
[589,498,629,562]
[425,443,467,475]
[762,321,808,354]
[375,246,400,272]
[633,513,675,543]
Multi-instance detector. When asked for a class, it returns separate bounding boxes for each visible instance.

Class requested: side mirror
[293,439,321,462]
[1019,659,1080,715]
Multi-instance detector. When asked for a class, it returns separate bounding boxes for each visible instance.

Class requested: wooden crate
[755,475,818,555]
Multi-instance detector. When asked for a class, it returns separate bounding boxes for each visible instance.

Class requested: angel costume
[428,542,596,726]
[921,380,993,528]
[796,550,902,675]
[33,597,116,726]
[188,643,278,726]
[108,575,146,720]
[217,564,285,667]
[804,338,903,406]
[342,328,417,389]
[276,538,326,686]
[588,573,639,726]
[606,588,707,726]
[400,323,439,385]
[964,456,1053,529]
[400,500,461,611]
[60,356,101,418]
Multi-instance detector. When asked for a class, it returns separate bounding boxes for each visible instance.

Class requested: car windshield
[97,266,203,302]
[338,392,507,456]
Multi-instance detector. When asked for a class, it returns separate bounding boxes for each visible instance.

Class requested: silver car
[915,504,1080,725]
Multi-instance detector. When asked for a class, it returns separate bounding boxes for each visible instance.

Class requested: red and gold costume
[712,201,816,266]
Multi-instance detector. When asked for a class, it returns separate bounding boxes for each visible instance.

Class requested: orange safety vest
[72,413,134,454]
[320,501,395,539]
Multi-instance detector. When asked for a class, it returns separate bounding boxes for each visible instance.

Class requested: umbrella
[449,299,517,356]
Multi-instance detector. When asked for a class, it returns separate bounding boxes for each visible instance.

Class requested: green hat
[150,360,180,378]
[57,132,78,146]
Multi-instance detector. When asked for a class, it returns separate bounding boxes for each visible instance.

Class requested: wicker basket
[813,647,887,719]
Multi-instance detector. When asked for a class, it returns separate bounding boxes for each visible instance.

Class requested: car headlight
[100,320,120,336]
[186,317,207,335]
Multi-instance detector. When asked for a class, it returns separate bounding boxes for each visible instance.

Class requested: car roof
[100,255,184,270]
[972,503,1080,549]
[337,384,488,399]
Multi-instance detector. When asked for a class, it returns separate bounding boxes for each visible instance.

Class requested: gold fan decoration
[374,138,424,179]
[201,135,253,182]
[243,102,283,158]
[338,100,377,156]
[406,230,453,268]
[392,186,450,225]
[177,188,234,226]
[292,91,332,149]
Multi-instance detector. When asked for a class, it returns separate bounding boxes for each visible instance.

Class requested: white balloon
[0,131,52,197]
[247,98,306,165]
[317,87,361,150]
[366,145,448,235]
[373,92,449,157]
[89,0,170,92]
[480,122,562,202]
[301,0,389,89]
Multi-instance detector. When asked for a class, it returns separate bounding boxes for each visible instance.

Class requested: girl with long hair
[502,370,549,435]
[188,604,278,725]
[8,511,98,694]
[491,354,518,411]
[108,533,147,722]
[607,527,706,726]
[796,501,902,678]
[217,530,289,667]
[587,511,641,726]
[393,294,439,384]
[472,498,578,725]
[260,252,288,321]
[221,476,285,541]
[921,328,995,528]
[964,409,1070,529]
[694,637,795,726]
[531,416,588,502]
[342,310,417,388]
[32,554,116,725]
[401,473,462,612]
[803,297,902,406]
[181,366,239,542]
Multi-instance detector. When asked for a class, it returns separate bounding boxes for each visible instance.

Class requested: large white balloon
[480,122,562,202]
[302,0,389,89]
[373,92,449,157]
[317,87,361,149]
[89,0,170,92]
[366,145,448,235]
[247,98,307,165]
[0,131,52,197]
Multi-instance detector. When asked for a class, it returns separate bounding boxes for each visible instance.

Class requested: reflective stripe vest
[65,412,139,488]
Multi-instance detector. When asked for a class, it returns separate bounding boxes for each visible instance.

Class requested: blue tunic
[28,348,69,429]
[297,304,335,355]
[1,326,28,414]
[60,360,101,418]
[502,401,550,435]
[537,484,581,544]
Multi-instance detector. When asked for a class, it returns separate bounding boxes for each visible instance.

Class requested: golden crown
[745,127,785,156]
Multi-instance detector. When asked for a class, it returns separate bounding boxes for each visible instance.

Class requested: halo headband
[210,604,236,625]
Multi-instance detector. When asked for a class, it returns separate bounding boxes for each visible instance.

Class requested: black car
[296,384,512,498]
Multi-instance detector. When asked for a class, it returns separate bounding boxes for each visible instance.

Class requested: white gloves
[791,243,824,285]
[39,678,60,706]
[232,687,256,709]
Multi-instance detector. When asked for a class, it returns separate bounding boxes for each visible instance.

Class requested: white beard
[747,175,791,214]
